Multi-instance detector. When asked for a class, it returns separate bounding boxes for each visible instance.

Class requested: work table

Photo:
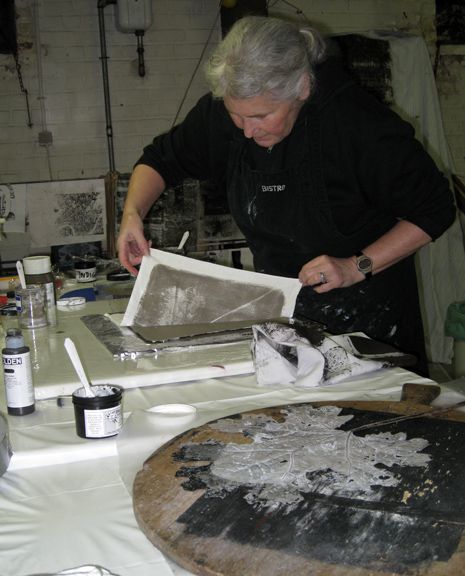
[0,298,462,576]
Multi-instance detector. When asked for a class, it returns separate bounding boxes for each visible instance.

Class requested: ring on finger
[319,271,328,284]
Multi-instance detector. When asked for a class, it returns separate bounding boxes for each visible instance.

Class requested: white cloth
[252,323,384,388]
[379,32,465,363]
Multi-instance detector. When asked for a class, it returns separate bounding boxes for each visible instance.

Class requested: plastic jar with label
[23,255,57,326]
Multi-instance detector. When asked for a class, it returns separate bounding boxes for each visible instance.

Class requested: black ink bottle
[2,328,35,415]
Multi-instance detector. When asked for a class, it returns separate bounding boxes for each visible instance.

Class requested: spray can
[23,255,57,326]
[2,328,35,415]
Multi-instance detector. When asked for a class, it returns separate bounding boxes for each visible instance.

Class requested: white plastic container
[116,0,152,31]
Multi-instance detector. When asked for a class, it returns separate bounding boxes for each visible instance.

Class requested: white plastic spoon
[16,260,27,289]
[64,338,95,397]
[177,230,189,251]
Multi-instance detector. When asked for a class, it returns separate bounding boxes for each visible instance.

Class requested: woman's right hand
[116,165,167,275]
[117,211,151,276]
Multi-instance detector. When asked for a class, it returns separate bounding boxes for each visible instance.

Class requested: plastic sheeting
[27,566,119,576]
[0,458,173,576]
[2,365,458,576]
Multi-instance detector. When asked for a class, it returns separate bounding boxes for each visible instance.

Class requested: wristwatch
[355,251,373,280]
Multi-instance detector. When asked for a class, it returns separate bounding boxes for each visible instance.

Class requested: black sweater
[137,58,455,244]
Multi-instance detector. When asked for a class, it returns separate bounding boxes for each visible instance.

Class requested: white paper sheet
[122,249,301,327]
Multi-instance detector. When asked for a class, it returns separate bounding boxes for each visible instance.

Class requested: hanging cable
[33,0,48,135]
[267,0,312,25]
[13,51,33,128]
[6,0,32,128]
[98,0,117,173]
[170,2,222,128]
[32,0,53,180]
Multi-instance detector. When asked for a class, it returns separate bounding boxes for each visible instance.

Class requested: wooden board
[133,392,465,576]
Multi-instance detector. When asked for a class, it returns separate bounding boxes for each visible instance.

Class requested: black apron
[226,113,428,376]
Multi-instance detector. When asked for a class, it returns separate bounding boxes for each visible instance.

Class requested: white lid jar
[23,255,52,275]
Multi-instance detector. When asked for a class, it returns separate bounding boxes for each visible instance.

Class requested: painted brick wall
[1,0,450,184]
[1,0,220,183]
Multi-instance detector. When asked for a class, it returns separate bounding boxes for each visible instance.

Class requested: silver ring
[319,272,328,284]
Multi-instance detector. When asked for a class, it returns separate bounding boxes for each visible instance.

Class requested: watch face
[357,255,372,273]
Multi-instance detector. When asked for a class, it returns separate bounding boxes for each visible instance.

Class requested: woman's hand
[116,165,167,275]
[117,211,151,276]
[298,221,433,292]
[298,254,362,293]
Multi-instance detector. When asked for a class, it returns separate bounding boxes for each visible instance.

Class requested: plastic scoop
[177,230,189,251]
[64,337,95,397]
[16,260,27,289]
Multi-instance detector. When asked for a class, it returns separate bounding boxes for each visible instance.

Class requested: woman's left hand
[298,254,363,293]
[298,222,433,293]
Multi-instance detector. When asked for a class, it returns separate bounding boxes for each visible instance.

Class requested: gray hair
[204,16,327,100]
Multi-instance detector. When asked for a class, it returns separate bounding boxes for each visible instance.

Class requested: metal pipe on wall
[97,0,116,173]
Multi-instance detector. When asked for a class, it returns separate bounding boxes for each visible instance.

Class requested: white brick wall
[0,0,464,260]
[1,0,450,185]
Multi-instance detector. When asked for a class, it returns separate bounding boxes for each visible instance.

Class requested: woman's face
[224,91,308,148]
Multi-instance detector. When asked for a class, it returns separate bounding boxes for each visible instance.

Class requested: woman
[117,16,455,375]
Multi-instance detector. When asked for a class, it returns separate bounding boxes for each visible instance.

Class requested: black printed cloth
[251,321,416,388]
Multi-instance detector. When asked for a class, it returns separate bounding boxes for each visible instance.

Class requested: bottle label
[2,351,34,408]
[76,268,96,283]
[83,405,122,438]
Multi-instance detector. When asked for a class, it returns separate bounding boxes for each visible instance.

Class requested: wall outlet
[38,130,53,146]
